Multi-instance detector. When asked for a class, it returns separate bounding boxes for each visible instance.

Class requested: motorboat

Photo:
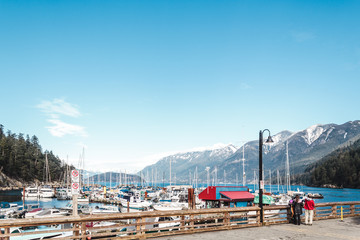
[92,205,120,214]
[56,188,70,200]
[77,196,90,203]
[0,202,20,217]
[25,208,68,218]
[0,225,66,240]
[39,186,55,198]
[119,194,152,213]
[23,186,39,198]
[307,193,324,199]
[152,202,186,211]
[61,202,91,214]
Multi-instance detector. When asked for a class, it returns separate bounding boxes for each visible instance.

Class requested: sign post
[71,170,80,216]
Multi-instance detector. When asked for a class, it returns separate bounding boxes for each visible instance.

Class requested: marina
[1,184,360,239]
[0,198,359,239]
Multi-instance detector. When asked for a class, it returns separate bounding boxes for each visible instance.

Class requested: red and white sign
[72,182,80,195]
[71,170,79,183]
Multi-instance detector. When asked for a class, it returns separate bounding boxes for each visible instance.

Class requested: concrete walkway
[157,217,360,240]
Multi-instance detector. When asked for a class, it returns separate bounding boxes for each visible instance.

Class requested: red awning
[219,191,254,201]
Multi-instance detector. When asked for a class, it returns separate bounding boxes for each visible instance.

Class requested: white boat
[56,189,69,200]
[61,202,91,214]
[152,202,186,211]
[287,188,305,199]
[77,196,90,203]
[119,196,152,212]
[1,226,66,240]
[25,208,69,218]
[24,207,43,218]
[39,186,55,198]
[0,203,20,217]
[91,205,120,214]
[23,186,39,198]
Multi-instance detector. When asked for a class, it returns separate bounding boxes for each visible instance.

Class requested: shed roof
[220,191,254,201]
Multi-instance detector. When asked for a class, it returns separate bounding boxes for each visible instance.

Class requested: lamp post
[259,129,273,224]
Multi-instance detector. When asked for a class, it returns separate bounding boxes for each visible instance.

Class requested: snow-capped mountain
[140,120,360,183]
[140,144,238,183]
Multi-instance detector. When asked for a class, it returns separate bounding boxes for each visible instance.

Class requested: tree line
[294,138,360,189]
[0,124,72,185]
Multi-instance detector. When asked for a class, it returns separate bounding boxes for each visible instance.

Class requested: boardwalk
[157,217,360,240]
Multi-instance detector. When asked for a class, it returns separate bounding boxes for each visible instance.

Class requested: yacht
[39,186,55,198]
[23,186,39,198]
[56,188,69,200]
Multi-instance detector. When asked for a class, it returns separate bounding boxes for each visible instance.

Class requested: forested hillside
[0,124,71,186]
[295,139,360,188]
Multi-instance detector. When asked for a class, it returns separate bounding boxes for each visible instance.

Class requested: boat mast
[169,159,172,188]
[277,169,280,192]
[110,171,112,189]
[285,141,291,192]
[205,167,210,194]
[242,144,246,186]
[45,152,51,184]
[195,166,198,189]
[269,170,272,193]
[253,170,256,191]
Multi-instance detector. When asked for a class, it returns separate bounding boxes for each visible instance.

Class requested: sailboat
[39,153,55,198]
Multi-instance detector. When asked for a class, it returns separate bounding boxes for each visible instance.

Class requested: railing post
[4,227,10,240]
[224,212,230,226]
[287,206,292,223]
[181,215,185,230]
[350,204,355,216]
[256,209,260,226]
[190,214,194,229]
[136,217,141,236]
[81,222,87,240]
[313,206,317,220]
[74,223,80,238]
[331,205,337,218]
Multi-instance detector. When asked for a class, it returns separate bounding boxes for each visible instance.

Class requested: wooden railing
[0,201,359,240]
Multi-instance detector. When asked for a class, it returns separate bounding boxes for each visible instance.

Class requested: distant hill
[139,120,360,184]
[0,124,72,187]
[294,138,360,189]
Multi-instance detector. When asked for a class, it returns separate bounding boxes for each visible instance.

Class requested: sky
[1,1,360,172]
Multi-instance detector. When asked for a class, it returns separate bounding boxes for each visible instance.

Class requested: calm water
[1,184,359,208]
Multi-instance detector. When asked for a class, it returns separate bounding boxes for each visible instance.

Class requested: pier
[0,201,359,239]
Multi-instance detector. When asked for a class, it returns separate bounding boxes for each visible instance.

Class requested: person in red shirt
[304,195,315,225]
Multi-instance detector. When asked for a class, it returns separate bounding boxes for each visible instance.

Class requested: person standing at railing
[304,195,315,225]
[292,195,303,225]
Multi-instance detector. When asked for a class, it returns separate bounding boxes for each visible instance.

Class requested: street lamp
[259,129,274,224]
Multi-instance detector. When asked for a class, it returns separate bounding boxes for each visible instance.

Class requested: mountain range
[140,120,360,184]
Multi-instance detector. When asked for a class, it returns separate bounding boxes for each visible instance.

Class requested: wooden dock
[0,201,359,239]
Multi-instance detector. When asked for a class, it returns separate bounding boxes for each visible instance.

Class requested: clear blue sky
[1,0,359,172]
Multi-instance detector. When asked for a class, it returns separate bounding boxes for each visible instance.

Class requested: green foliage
[0,124,72,185]
[295,138,360,189]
